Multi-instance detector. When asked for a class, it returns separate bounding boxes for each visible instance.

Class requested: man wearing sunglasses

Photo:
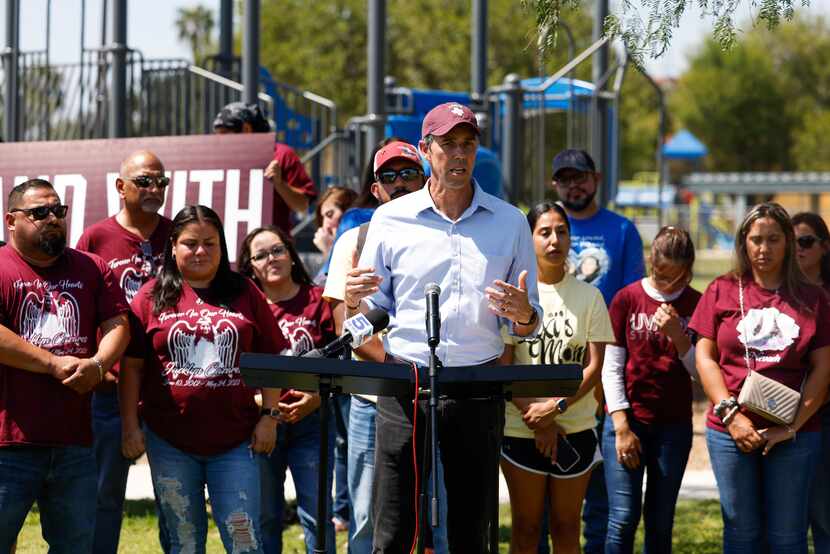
[322,139,425,553]
[0,178,130,552]
[75,150,174,554]
[344,103,541,552]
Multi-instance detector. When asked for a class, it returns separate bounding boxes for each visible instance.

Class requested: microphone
[425,282,441,348]
[301,308,390,358]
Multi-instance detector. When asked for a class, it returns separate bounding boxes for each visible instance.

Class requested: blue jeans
[582,416,608,554]
[603,418,692,553]
[810,408,830,554]
[0,444,97,553]
[261,409,336,554]
[706,427,820,554]
[92,390,132,554]
[145,427,264,554]
[347,396,376,554]
[332,393,351,524]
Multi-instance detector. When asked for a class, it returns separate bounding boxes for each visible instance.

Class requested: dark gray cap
[212,102,271,133]
[552,149,596,177]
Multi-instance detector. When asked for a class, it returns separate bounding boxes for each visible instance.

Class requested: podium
[241,353,583,553]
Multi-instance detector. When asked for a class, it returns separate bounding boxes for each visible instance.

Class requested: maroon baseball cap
[373,141,422,173]
[421,102,480,139]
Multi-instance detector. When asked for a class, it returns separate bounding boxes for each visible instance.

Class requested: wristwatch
[555,398,569,414]
[714,396,738,422]
[261,407,280,420]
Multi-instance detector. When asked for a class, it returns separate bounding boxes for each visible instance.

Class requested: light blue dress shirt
[358,180,541,367]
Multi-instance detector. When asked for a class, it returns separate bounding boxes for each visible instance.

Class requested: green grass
[15,499,726,553]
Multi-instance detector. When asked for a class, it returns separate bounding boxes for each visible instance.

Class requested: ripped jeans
[145,427,264,554]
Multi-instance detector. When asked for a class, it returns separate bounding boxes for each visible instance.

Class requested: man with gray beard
[0,178,130,553]
[76,151,173,554]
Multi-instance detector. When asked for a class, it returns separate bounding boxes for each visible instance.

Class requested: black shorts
[501,428,602,479]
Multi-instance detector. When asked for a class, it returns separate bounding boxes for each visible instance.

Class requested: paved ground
[125,460,718,502]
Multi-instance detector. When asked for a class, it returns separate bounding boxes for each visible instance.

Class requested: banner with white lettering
[0,133,275,262]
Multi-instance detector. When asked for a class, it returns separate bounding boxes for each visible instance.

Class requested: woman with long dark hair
[120,205,284,554]
[690,203,830,553]
[791,211,830,554]
[501,201,614,554]
[239,225,337,554]
[601,226,700,553]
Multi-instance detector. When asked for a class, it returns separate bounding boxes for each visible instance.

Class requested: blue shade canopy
[663,129,708,160]
[520,77,595,112]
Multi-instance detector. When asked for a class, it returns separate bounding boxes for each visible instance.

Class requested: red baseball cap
[421,102,480,139]
[373,141,422,173]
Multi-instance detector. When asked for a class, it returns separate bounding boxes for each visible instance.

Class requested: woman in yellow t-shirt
[501,202,614,554]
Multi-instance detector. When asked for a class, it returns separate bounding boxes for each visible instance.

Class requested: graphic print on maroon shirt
[0,247,127,447]
[268,284,337,355]
[129,278,287,455]
[689,275,830,433]
[608,281,701,424]
[76,215,173,303]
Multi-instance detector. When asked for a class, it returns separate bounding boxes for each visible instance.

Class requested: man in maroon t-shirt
[213,102,317,233]
[75,150,174,554]
[0,179,130,552]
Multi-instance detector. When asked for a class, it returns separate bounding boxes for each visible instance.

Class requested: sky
[2,1,829,83]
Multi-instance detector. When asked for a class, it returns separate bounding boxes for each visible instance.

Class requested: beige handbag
[735,279,801,425]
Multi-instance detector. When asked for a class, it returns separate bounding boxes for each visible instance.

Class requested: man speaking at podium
[344,103,542,553]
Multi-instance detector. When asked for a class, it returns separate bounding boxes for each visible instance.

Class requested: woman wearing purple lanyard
[690,203,830,553]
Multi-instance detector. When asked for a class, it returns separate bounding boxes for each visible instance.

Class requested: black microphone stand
[417,331,441,553]
[311,343,351,554]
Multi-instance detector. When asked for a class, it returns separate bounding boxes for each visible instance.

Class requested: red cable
[409,362,419,554]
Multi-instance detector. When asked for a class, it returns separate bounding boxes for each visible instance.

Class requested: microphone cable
[409,361,420,554]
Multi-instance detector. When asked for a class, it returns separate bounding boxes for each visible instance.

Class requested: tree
[260,0,594,124]
[175,5,216,65]
[670,15,830,172]
[526,0,810,63]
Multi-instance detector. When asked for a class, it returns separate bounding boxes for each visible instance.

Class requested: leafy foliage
[527,0,810,64]
[259,0,593,122]
[174,5,216,64]
[671,15,830,171]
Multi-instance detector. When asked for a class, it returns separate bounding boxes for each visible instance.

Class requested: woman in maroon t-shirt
[239,225,338,553]
[601,227,700,553]
[119,206,283,554]
[690,203,830,553]
[792,211,830,553]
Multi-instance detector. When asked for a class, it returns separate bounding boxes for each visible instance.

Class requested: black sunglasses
[797,235,820,249]
[251,244,288,263]
[376,168,423,185]
[128,175,170,189]
[10,204,69,221]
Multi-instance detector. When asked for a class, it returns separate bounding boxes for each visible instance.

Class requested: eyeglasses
[251,244,288,263]
[797,235,820,249]
[9,204,69,221]
[376,168,423,185]
[553,172,593,189]
[127,175,170,189]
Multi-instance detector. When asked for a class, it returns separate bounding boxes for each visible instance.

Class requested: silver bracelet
[92,356,105,382]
